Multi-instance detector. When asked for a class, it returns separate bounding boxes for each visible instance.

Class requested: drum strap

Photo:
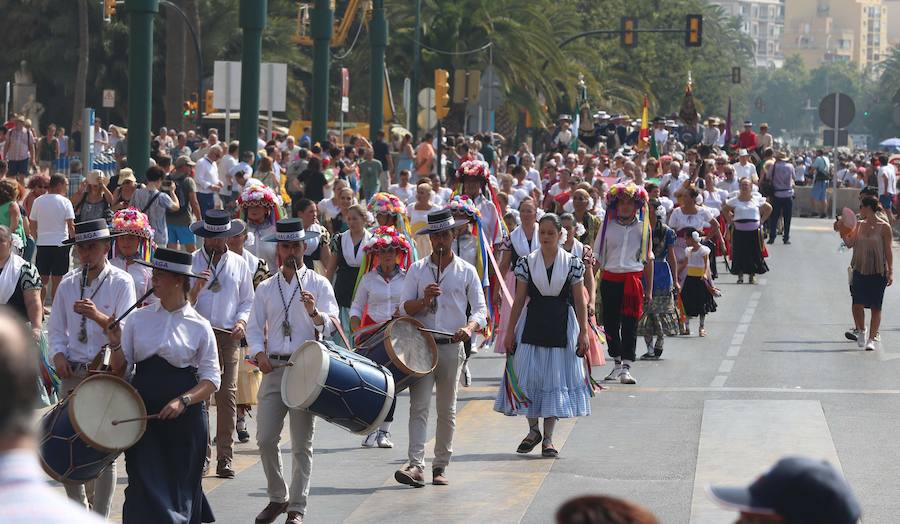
[330,316,353,350]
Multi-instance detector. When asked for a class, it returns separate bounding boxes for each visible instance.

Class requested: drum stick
[111,414,160,426]
[108,288,155,330]
[417,327,457,338]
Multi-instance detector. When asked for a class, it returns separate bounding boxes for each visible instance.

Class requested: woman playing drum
[106,247,220,524]
[349,226,412,449]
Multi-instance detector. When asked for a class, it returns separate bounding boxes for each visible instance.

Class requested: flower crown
[111,208,154,240]
[368,192,406,216]
[457,160,490,181]
[238,183,279,208]
[605,182,649,207]
[363,225,411,253]
[445,195,481,219]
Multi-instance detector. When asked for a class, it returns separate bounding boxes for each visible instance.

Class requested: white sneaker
[618,368,637,385]
[604,365,622,381]
[375,430,394,448]
[856,329,867,349]
[362,432,377,448]
[865,338,876,351]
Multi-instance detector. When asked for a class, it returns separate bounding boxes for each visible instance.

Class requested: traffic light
[686,14,703,47]
[621,17,637,48]
[205,90,215,114]
[731,66,741,84]
[434,69,450,120]
[183,101,192,118]
[103,0,117,22]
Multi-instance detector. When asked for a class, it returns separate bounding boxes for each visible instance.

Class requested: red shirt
[738,130,757,150]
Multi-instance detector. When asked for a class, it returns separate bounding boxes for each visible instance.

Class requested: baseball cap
[708,457,861,524]
[174,155,196,168]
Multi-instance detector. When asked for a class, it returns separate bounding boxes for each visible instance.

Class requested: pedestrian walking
[722,178,772,284]
[679,229,717,337]
[636,201,680,360]
[29,174,75,304]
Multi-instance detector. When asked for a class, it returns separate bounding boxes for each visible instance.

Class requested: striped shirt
[5,127,34,161]
[0,449,106,523]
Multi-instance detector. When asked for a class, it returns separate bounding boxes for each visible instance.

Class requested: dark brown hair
[556,495,660,524]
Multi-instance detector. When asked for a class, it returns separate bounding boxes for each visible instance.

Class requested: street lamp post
[125,0,159,182]
[311,0,333,145]
[369,0,387,142]
[239,0,267,165]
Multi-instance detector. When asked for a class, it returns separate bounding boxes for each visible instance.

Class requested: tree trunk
[165,0,186,130]
[182,0,201,128]
[72,0,89,132]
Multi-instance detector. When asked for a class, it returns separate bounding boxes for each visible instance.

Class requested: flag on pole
[724,97,733,149]
[638,95,650,150]
[649,130,660,159]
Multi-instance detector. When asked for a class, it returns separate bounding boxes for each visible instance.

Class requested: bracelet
[108,344,122,352]
[309,309,319,318]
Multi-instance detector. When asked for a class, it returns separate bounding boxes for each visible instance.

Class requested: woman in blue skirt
[495,214,591,457]
[108,248,220,523]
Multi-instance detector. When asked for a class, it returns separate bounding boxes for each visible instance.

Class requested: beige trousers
[207,331,239,463]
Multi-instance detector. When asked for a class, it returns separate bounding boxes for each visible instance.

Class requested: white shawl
[510,225,539,258]
[0,254,26,304]
[526,248,570,297]
[342,230,371,267]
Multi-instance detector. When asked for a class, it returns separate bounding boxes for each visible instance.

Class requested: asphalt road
[49,218,900,523]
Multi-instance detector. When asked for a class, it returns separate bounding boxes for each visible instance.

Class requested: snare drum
[281,340,394,435]
[355,317,438,392]
[40,374,146,483]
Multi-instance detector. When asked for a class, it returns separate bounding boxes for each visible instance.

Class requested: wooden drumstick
[417,327,457,338]
[271,362,294,369]
[111,414,160,426]
[108,287,156,330]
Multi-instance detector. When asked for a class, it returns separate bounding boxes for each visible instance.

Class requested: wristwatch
[178,394,192,407]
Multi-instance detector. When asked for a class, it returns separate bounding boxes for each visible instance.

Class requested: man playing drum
[188,209,254,479]
[246,218,339,524]
[394,208,487,488]
[47,219,136,517]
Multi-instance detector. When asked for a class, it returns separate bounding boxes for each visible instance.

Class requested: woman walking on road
[722,178,772,284]
[841,196,893,350]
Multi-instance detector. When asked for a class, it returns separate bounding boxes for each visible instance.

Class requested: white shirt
[474,195,503,246]
[659,172,688,197]
[319,198,341,220]
[703,188,729,211]
[218,154,238,196]
[191,248,254,329]
[350,269,405,323]
[194,155,220,193]
[245,222,278,272]
[668,206,716,233]
[110,256,157,306]
[29,193,75,246]
[879,164,897,196]
[246,267,339,357]
[733,162,757,181]
[48,263,137,363]
[593,218,648,273]
[716,177,740,193]
[654,128,669,146]
[303,223,325,257]
[121,301,221,389]
[525,168,543,195]
[388,183,414,204]
[431,187,453,206]
[727,196,764,222]
[399,254,487,333]
[93,126,108,148]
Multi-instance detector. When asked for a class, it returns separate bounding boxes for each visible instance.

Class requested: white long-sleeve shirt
[191,248,254,330]
[110,256,158,306]
[48,263,137,363]
[246,267,339,357]
[399,255,487,333]
[194,155,220,194]
[121,301,221,389]
[350,269,405,323]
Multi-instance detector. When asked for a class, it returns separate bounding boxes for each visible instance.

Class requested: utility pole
[311,0,333,144]
[369,0,387,142]
[409,0,421,140]
[239,0,266,165]
[125,0,160,183]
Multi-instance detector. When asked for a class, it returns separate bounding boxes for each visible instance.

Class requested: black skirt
[851,270,888,310]
[681,276,717,317]
[730,228,769,276]
[124,356,215,524]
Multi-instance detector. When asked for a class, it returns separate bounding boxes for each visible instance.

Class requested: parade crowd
[0,108,890,524]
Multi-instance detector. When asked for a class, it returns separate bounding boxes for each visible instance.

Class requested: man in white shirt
[388,169,415,204]
[659,161,687,198]
[877,154,897,220]
[218,142,240,213]
[733,149,758,183]
[29,173,76,304]
[552,115,574,151]
[188,210,254,479]
[92,118,108,150]
[246,219,338,524]
[394,209,487,488]
[193,146,223,217]
[521,154,543,198]
[47,219,137,517]
[652,118,669,148]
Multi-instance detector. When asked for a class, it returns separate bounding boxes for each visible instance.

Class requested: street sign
[417,108,437,130]
[102,89,116,108]
[417,88,435,108]
[259,63,287,113]
[819,93,855,129]
[341,67,349,114]
[478,65,503,109]
[213,61,242,110]
[823,129,849,148]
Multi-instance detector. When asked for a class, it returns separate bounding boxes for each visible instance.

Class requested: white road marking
[709,375,728,387]
[726,346,741,357]
[718,360,734,373]
[730,333,745,346]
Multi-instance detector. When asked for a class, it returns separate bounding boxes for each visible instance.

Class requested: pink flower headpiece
[238,183,279,209]
[456,160,490,181]
[605,182,649,207]
[111,208,154,240]
[363,225,411,253]
[445,195,481,220]
[368,192,407,217]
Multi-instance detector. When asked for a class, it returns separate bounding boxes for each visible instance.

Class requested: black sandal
[541,439,559,458]
[516,429,542,454]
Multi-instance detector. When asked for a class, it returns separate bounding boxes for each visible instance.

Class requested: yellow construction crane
[293,0,372,47]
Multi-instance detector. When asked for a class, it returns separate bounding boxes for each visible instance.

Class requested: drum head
[386,318,438,376]
[281,341,329,409]
[69,374,146,452]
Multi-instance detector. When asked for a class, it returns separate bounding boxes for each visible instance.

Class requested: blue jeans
[769,196,793,241]
[197,192,215,217]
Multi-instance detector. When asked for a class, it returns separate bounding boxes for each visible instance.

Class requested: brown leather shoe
[394,465,425,488]
[255,501,288,524]
[285,511,303,524]
[216,458,235,479]
[432,467,449,486]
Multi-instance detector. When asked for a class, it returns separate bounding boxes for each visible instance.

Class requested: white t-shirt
[878,164,897,196]
[29,193,75,246]
[733,162,757,181]
[218,154,238,196]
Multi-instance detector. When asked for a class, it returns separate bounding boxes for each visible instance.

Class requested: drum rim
[384,317,438,377]
[68,373,147,453]
[281,340,330,409]
[356,366,395,436]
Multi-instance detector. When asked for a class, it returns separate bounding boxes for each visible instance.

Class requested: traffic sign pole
[311,0,333,145]
[832,93,840,219]
[125,0,159,183]
[239,0,266,165]
[369,0,387,142]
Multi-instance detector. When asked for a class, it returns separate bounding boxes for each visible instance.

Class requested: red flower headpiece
[456,160,490,182]
[363,225,411,254]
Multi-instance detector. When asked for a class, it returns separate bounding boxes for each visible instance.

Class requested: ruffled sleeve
[513,256,530,283]
[568,255,585,285]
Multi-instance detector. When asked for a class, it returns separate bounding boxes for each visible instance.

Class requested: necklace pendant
[78,325,88,344]
[209,280,221,292]
[281,320,292,338]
